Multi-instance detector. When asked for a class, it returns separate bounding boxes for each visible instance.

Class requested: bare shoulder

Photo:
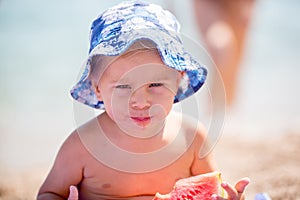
[37,120,100,197]
[53,131,87,170]
[168,111,216,174]
[57,116,103,163]
[166,111,208,156]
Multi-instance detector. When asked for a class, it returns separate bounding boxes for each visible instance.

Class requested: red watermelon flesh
[153,172,225,200]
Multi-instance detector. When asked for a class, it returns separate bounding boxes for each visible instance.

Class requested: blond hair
[89,39,158,81]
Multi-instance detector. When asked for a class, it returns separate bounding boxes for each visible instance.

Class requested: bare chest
[79,151,193,199]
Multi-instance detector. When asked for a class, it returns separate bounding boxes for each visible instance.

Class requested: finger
[235,178,250,200]
[211,194,226,200]
[235,177,250,193]
[68,185,79,200]
[221,182,238,200]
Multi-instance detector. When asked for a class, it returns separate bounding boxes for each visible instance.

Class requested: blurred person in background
[193,0,255,107]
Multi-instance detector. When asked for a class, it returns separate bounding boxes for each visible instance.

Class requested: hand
[68,185,79,200]
[212,177,250,200]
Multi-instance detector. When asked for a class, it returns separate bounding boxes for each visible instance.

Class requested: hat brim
[70,29,207,109]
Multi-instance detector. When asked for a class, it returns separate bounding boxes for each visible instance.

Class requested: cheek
[102,93,129,119]
[103,102,126,122]
[152,89,175,110]
[98,89,115,117]
[150,96,174,121]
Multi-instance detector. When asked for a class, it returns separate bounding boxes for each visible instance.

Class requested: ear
[177,71,185,85]
[179,71,185,77]
[92,80,103,101]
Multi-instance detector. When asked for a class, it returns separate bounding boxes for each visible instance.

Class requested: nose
[130,86,151,110]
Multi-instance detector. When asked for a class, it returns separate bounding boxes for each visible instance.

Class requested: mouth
[130,116,152,127]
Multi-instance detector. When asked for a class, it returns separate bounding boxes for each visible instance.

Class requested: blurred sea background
[0,0,299,195]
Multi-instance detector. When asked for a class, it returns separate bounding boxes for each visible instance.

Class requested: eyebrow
[111,77,131,83]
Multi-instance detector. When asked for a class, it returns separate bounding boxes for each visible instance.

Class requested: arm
[189,122,217,175]
[37,185,79,200]
[37,131,84,200]
[189,121,250,200]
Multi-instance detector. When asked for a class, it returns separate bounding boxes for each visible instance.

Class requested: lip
[130,116,152,126]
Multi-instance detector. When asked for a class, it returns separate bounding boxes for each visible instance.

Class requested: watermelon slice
[153,172,225,200]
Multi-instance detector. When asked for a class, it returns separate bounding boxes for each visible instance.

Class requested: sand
[0,132,299,200]
[214,132,300,200]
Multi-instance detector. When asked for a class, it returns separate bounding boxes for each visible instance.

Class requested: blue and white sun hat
[70,0,207,109]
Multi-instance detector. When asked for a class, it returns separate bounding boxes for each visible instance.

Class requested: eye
[115,84,132,89]
[149,83,163,88]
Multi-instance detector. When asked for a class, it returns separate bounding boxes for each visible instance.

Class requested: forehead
[101,49,177,81]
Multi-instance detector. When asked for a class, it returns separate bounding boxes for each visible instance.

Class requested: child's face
[94,49,181,135]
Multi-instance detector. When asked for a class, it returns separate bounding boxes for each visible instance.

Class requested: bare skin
[38,112,215,200]
[37,48,249,200]
[193,0,255,106]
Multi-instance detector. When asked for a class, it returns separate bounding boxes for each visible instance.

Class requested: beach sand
[0,132,299,200]
[214,132,300,200]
